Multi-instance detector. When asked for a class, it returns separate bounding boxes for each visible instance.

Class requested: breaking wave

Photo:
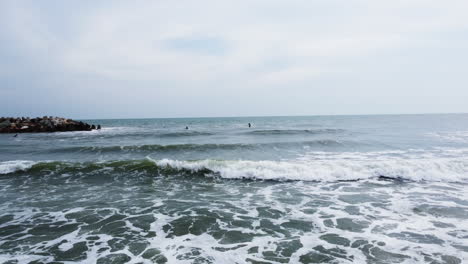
[2,154,468,182]
[0,160,37,175]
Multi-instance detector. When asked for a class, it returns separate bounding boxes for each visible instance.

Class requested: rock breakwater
[0,116,100,133]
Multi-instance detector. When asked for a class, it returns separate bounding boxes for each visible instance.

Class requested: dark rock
[0,117,95,134]
[97,125,101,130]
[0,120,11,129]
[91,125,96,130]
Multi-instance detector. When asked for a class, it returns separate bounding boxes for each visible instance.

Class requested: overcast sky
[1,0,468,119]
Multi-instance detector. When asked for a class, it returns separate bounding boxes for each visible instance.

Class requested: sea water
[1,114,468,263]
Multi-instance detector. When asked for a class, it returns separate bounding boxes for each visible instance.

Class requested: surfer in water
[186,126,189,130]
[13,134,18,137]
[248,123,251,128]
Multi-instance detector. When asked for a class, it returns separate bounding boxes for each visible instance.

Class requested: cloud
[1,0,468,117]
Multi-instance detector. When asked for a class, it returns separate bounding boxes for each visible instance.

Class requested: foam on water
[153,149,468,182]
[1,177,466,263]
[0,160,36,174]
[429,130,468,143]
[2,115,468,263]
[2,149,468,182]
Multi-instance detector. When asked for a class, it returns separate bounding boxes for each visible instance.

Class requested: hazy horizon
[74,112,467,121]
[3,112,468,121]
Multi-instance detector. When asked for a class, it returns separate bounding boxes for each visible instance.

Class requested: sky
[1,0,468,119]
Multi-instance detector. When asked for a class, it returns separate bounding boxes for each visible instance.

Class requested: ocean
[1,114,468,263]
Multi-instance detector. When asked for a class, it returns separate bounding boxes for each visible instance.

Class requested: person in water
[13,134,18,137]
[248,123,251,128]
[186,126,189,130]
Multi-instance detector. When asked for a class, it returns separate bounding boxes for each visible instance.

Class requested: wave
[243,129,345,135]
[50,140,348,154]
[429,131,468,143]
[0,160,37,174]
[153,158,468,182]
[98,130,215,139]
[157,131,214,137]
[2,155,468,182]
[23,127,215,139]
[0,159,208,176]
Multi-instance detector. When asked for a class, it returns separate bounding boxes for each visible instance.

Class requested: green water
[1,115,468,263]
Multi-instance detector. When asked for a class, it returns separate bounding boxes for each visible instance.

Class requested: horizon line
[76,112,468,121]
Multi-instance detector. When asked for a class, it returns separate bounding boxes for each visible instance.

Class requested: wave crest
[154,157,468,182]
[52,140,347,153]
[0,160,37,174]
[244,128,345,135]
[2,154,468,182]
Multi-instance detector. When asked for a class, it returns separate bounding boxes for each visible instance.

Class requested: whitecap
[151,150,468,182]
[0,160,36,174]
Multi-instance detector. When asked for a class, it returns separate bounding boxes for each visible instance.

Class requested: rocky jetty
[0,116,101,133]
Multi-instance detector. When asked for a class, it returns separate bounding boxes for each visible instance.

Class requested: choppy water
[1,114,468,263]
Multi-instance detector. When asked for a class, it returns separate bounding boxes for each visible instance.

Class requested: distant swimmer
[186,126,189,130]
[13,134,18,137]
[248,123,251,128]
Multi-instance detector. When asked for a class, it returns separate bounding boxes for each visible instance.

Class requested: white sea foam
[142,180,468,263]
[429,130,468,143]
[1,165,467,263]
[0,160,36,174]
[2,149,468,182]
[153,151,468,182]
